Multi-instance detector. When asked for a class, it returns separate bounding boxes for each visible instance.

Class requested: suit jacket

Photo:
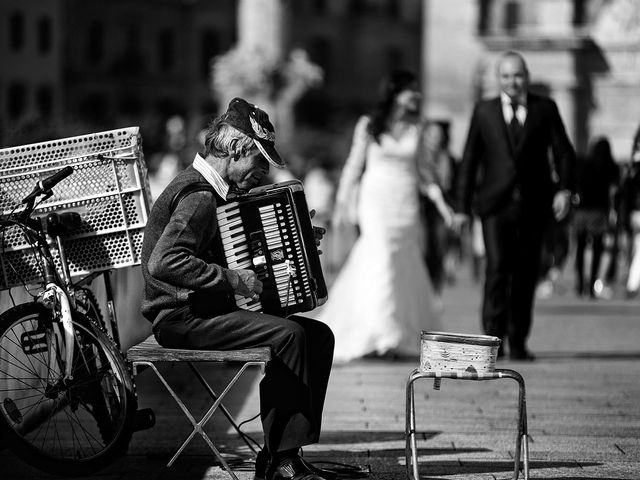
[456,92,575,219]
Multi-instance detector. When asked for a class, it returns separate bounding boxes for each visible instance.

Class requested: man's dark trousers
[481,199,546,354]
[153,307,334,453]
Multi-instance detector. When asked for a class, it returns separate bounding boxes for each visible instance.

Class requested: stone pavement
[1,267,640,480]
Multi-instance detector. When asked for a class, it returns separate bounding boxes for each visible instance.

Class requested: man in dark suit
[455,51,575,360]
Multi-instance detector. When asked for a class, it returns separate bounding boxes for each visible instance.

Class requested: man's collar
[192,153,230,200]
[500,91,527,106]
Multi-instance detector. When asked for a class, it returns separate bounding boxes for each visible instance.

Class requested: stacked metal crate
[0,127,152,290]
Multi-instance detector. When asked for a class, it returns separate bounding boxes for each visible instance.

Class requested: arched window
[8,83,27,119]
[9,11,25,51]
[37,16,52,54]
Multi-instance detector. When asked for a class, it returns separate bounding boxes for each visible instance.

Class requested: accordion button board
[217,180,327,317]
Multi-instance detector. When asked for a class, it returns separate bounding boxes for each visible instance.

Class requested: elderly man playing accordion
[140,97,334,480]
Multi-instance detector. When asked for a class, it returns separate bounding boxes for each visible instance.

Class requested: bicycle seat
[42,212,82,236]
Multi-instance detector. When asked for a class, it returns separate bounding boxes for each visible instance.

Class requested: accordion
[216,180,328,317]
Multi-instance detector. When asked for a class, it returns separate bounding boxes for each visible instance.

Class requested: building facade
[1,0,422,166]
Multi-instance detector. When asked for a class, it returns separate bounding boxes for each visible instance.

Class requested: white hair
[203,121,255,158]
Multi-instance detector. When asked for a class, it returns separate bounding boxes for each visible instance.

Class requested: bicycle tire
[0,302,137,476]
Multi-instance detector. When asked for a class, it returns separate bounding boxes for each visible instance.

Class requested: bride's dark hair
[367,69,417,143]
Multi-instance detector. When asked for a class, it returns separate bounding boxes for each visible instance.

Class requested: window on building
[36,85,54,118]
[86,21,105,65]
[8,83,27,119]
[9,11,25,51]
[308,37,331,84]
[158,29,175,71]
[201,29,220,80]
[573,0,586,27]
[504,0,520,34]
[112,23,145,73]
[478,0,492,35]
[37,16,52,54]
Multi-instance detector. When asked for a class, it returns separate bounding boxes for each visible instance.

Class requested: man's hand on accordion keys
[310,209,326,255]
[233,268,264,300]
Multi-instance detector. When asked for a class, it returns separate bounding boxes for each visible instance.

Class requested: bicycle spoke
[1,330,52,385]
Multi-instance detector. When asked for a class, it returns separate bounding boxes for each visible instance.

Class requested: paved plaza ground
[1,265,639,479]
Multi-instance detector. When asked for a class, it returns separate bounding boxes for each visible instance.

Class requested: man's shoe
[299,457,337,480]
[509,349,536,361]
[267,455,327,480]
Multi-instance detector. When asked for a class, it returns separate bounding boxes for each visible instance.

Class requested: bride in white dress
[318,70,453,362]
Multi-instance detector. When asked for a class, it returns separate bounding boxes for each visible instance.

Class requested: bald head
[497,51,529,100]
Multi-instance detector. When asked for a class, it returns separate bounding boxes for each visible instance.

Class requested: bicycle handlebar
[22,166,73,204]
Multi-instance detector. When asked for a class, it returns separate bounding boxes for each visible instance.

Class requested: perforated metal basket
[0,127,151,290]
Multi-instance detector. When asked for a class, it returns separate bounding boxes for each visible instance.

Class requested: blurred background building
[1,0,640,170]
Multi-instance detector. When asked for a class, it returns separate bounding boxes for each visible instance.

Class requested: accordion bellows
[420,331,501,374]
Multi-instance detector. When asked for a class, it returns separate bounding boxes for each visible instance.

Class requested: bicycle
[0,166,140,476]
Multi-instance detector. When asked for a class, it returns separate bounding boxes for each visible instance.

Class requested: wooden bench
[127,335,271,479]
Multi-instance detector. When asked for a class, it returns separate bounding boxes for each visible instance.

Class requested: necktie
[509,102,522,146]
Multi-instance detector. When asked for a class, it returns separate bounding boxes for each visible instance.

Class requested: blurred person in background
[319,70,452,362]
[149,116,188,201]
[596,175,624,296]
[536,211,571,299]
[620,125,640,298]
[455,51,576,360]
[303,155,336,275]
[417,119,459,294]
[572,137,619,299]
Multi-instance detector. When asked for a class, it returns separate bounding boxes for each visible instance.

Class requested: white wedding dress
[318,116,441,362]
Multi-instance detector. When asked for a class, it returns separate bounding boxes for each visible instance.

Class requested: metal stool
[127,335,271,480]
[405,368,529,480]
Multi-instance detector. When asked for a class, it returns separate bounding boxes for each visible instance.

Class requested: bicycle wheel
[0,302,137,476]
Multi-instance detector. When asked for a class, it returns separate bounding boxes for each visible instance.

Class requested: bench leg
[187,361,260,455]
[136,360,264,480]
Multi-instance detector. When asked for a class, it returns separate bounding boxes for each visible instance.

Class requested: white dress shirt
[192,153,229,200]
[501,92,527,126]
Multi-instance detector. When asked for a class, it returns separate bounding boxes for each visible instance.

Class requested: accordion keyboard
[216,189,316,316]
